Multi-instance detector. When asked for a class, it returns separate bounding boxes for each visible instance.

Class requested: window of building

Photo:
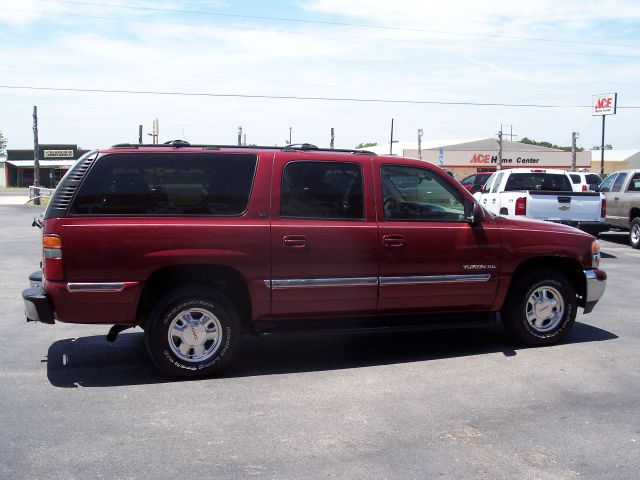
[280,161,364,220]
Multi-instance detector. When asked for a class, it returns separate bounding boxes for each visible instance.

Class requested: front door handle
[383,234,406,248]
[283,235,308,249]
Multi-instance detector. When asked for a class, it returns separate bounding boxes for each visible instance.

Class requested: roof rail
[108,142,376,155]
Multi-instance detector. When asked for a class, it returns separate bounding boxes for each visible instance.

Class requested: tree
[0,130,7,157]
[591,145,613,150]
[519,137,582,152]
[355,142,378,149]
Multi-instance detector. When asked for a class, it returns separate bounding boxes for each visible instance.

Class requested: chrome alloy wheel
[631,223,640,245]
[525,286,565,333]
[167,308,223,362]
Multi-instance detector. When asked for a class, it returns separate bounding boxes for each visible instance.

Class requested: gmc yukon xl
[23,142,607,378]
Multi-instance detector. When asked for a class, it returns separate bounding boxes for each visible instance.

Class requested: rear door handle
[383,234,406,248]
[283,235,308,248]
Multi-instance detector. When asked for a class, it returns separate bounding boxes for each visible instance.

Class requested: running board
[253,313,499,337]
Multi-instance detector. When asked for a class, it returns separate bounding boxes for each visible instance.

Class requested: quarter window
[280,161,364,220]
[70,153,257,216]
[381,165,465,222]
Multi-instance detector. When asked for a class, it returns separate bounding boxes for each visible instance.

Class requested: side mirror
[470,184,482,194]
[465,202,483,225]
[588,184,599,192]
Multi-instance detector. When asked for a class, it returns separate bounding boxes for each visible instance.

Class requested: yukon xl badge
[463,264,497,270]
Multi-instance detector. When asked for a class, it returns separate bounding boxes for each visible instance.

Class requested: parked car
[460,172,493,192]
[23,142,607,378]
[568,172,603,192]
[473,168,608,236]
[597,169,640,248]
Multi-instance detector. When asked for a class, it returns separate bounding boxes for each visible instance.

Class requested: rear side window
[504,173,572,192]
[569,174,580,184]
[628,173,640,191]
[611,173,628,192]
[280,161,364,220]
[70,153,257,216]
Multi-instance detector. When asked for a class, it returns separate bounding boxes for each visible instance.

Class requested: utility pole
[289,127,292,145]
[138,125,143,144]
[32,106,40,205]
[417,128,423,160]
[330,127,335,149]
[237,126,243,146]
[242,133,246,146]
[571,132,579,172]
[389,118,394,155]
[501,124,517,142]
[600,116,606,175]
[496,129,503,170]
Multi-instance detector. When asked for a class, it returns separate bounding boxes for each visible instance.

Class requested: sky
[1,0,639,151]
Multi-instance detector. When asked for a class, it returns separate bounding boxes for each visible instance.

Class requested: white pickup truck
[473,168,608,235]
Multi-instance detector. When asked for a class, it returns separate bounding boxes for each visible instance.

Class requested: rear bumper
[22,285,55,324]
[583,268,607,314]
[552,220,609,235]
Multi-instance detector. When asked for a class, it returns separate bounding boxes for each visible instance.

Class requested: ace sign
[592,93,617,115]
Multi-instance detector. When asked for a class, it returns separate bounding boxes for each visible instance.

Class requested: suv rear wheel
[502,269,576,346]
[145,287,240,378]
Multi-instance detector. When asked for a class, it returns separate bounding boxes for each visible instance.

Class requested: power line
[2,84,639,109]
[2,8,639,60]
[38,0,640,50]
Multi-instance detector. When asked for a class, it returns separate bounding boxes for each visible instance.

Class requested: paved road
[1,204,638,479]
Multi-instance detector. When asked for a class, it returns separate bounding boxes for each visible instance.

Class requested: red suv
[23,142,607,378]
[460,172,493,192]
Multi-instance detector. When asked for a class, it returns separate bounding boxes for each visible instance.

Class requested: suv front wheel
[502,269,577,346]
[145,287,240,378]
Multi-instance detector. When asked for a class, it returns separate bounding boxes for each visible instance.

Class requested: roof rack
[109,141,376,155]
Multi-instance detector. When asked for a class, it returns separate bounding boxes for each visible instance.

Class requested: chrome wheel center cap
[535,301,552,319]
[182,323,207,346]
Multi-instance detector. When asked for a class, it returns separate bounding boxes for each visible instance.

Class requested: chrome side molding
[264,274,491,289]
[67,282,126,292]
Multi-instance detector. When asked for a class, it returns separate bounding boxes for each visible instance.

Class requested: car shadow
[599,231,631,248]
[45,322,618,388]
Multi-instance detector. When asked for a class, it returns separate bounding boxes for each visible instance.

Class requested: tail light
[601,197,606,219]
[591,240,601,268]
[43,235,64,281]
[582,185,587,191]
[515,197,527,215]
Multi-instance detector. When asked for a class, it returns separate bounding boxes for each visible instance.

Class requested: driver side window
[381,165,466,222]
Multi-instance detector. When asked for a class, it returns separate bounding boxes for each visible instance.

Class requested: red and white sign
[592,93,617,116]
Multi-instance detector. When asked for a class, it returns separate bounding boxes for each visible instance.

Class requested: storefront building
[368,138,592,178]
[3,145,90,188]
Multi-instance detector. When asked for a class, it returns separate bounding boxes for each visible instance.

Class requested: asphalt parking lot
[0,204,638,479]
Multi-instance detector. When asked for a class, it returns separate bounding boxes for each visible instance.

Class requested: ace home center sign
[592,93,617,115]
[592,93,617,174]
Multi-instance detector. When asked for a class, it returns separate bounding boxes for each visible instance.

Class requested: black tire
[630,217,640,249]
[145,287,241,378]
[501,269,576,346]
